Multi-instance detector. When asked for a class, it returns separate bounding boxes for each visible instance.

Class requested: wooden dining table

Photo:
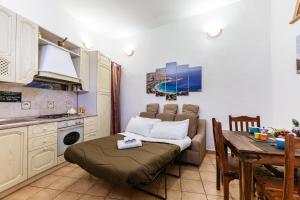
[222,130,300,200]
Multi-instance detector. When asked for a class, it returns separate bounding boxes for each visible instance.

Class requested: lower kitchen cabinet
[0,127,27,192]
[28,144,57,178]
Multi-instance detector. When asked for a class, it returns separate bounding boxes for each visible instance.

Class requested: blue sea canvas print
[165,62,177,101]
[155,68,166,96]
[189,66,202,92]
[146,72,156,94]
[177,64,189,96]
[146,62,202,101]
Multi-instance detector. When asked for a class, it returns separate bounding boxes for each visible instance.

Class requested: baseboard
[0,162,68,199]
[206,149,215,154]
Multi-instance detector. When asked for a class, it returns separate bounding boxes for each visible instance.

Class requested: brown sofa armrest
[192,119,206,163]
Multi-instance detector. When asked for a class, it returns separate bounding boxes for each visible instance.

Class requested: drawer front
[28,133,57,152]
[84,117,97,133]
[28,144,57,178]
[29,123,57,138]
[84,131,97,141]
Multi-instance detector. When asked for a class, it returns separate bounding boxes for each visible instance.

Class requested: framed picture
[146,72,156,94]
[155,68,166,97]
[177,64,189,96]
[146,62,202,101]
[189,66,202,92]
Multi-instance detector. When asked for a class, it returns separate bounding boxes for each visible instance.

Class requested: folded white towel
[117,139,142,150]
[124,136,136,143]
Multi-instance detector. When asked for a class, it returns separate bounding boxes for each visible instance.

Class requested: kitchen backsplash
[0,83,77,118]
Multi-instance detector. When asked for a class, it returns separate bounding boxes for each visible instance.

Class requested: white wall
[271,0,300,128]
[112,0,272,150]
[0,0,113,57]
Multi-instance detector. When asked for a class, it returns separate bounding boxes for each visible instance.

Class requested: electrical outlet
[47,101,54,109]
[21,101,31,110]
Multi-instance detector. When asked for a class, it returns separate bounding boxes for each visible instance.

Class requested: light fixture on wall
[124,46,135,56]
[207,27,223,38]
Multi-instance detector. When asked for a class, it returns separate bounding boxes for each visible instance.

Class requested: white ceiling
[53,0,241,39]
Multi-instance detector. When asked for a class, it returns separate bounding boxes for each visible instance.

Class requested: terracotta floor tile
[30,174,61,188]
[181,164,199,172]
[200,171,217,182]
[107,185,133,199]
[52,165,76,176]
[199,163,216,173]
[54,191,81,200]
[86,181,112,197]
[79,194,105,200]
[160,176,181,191]
[202,157,214,165]
[203,181,224,196]
[65,168,90,179]
[181,179,205,194]
[181,192,207,200]
[207,195,228,200]
[158,189,181,200]
[66,177,96,193]
[182,169,201,180]
[30,188,62,200]
[48,176,78,190]
[130,190,156,200]
[3,186,42,200]
[229,182,240,200]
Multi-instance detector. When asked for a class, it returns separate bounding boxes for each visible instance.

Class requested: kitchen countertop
[0,114,97,130]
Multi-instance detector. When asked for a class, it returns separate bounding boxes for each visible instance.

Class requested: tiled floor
[3,153,242,200]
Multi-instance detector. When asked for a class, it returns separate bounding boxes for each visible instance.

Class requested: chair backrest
[212,118,227,171]
[283,134,300,200]
[229,115,260,132]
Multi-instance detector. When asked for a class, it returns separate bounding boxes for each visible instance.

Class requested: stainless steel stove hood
[38,45,80,83]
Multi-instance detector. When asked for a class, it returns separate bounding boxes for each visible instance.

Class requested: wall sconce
[207,27,223,38]
[124,46,135,56]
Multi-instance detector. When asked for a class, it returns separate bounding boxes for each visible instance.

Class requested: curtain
[111,62,121,135]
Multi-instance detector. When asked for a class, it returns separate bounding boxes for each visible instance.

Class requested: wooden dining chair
[229,115,260,132]
[212,118,240,200]
[254,134,300,200]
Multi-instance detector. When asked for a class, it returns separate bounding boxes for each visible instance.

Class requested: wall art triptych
[146,62,202,101]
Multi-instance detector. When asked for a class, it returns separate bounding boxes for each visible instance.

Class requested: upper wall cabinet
[16,15,38,84]
[0,5,16,82]
[0,6,38,84]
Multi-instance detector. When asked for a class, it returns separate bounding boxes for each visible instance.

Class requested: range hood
[38,45,80,83]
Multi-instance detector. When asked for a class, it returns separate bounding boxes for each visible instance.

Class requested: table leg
[240,161,253,200]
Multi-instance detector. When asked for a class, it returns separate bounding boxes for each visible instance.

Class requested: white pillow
[125,117,158,136]
[136,116,161,123]
[149,119,190,140]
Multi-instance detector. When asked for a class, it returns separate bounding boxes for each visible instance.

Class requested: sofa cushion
[163,104,178,114]
[146,103,159,114]
[156,113,175,121]
[175,114,198,138]
[140,112,156,118]
[182,104,199,116]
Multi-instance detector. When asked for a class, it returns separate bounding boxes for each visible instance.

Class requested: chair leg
[216,162,221,190]
[223,177,230,200]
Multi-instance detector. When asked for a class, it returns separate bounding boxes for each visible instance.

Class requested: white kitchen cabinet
[79,49,90,91]
[0,127,27,192]
[97,55,111,93]
[16,15,38,84]
[28,144,57,178]
[78,51,111,137]
[97,92,111,138]
[84,116,97,141]
[0,5,16,82]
